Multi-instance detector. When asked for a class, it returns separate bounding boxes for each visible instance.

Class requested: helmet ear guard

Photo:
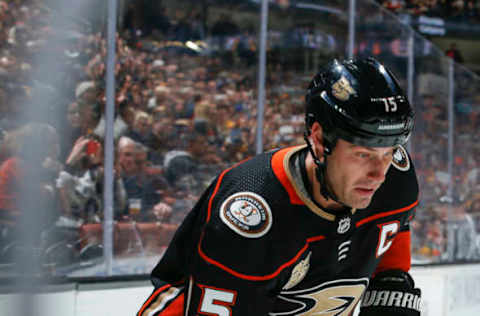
[303,131,340,203]
[304,113,316,136]
[305,72,328,135]
[303,114,338,203]
[304,111,335,156]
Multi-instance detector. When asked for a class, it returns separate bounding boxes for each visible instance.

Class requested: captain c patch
[392,145,410,171]
[219,192,272,238]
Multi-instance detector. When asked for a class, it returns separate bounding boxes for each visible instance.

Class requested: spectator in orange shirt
[0,123,61,228]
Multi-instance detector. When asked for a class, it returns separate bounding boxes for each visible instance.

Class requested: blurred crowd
[0,0,308,268]
[0,0,479,272]
[378,0,480,21]
[409,62,480,262]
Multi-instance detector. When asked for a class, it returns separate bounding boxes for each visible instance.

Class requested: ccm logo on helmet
[378,123,405,130]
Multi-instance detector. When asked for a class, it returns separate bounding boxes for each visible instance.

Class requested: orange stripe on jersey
[272,147,304,205]
[375,231,411,275]
[206,167,232,223]
[138,286,184,316]
[198,234,325,281]
[137,284,171,316]
[206,158,250,222]
[307,235,326,243]
[355,200,418,227]
[159,293,184,316]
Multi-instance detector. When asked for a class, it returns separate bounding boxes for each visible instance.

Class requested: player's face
[326,139,394,209]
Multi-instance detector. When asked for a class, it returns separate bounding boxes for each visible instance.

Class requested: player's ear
[310,122,325,162]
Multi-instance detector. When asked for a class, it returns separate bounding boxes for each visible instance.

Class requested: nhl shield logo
[337,217,351,234]
[220,192,272,238]
[332,76,356,101]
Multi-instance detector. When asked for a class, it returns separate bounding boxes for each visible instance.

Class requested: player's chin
[350,196,373,210]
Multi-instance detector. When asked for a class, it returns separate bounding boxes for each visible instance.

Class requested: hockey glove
[359,270,421,316]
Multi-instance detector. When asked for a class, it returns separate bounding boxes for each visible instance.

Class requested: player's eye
[356,152,370,158]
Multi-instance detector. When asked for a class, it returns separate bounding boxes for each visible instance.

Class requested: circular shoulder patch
[392,145,410,171]
[219,192,272,238]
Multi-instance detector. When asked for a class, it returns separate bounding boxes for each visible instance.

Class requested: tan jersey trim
[272,146,356,221]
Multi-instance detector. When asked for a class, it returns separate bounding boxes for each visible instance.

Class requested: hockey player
[137,57,422,316]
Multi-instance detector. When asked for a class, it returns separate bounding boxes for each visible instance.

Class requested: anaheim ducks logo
[283,252,312,290]
[392,145,410,171]
[272,278,369,316]
[331,76,356,101]
[220,192,272,238]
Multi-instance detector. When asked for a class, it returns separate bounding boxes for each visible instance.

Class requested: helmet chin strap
[303,132,344,206]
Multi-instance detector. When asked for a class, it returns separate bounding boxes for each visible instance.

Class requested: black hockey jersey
[138,145,418,316]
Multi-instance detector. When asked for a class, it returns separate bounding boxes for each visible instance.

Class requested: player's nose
[366,158,387,183]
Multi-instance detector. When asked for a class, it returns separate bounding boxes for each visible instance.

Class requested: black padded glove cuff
[359,270,421,316]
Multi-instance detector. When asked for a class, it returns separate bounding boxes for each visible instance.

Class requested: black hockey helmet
[305,57,414,150]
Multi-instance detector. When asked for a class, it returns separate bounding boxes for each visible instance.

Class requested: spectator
[211,14,240,37]
[117,136,139,178]
[415,204,446,262]
[380,0,480,21]
[236,30,257,67]
[439,195,478,262]
[211,13,240,50]
[56,135,126,226]
[0,123,61,229]
[423,217,445,260]
[58,100,84,162]
[124,111,153,146]
[93,108,131,141]
[147,117,177,165]
[170,12,195,42]
[119,138,168,221]
[382,0,406,12]
[464,0,480,21]
[77,98,102,137]
[163,147,197,190]
[445,43,464,64]
[148,85,171,110]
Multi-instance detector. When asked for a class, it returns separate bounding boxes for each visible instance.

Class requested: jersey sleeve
[137,181,214,316]
[374,196,416,275]
[374,221,412,274]
[372,145,418,276]
[138,160,289,316]
[184,164,289,315]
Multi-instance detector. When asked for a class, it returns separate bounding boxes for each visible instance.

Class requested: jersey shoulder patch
[219,191,272,238]
[392,145,410,171]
